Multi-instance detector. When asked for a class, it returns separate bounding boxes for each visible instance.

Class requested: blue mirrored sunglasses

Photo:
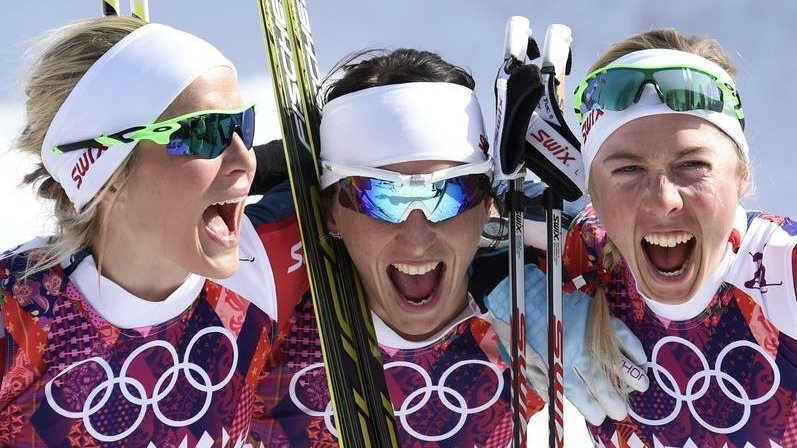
[337,174,490,224]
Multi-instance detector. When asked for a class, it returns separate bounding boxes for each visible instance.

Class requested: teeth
[643,232,694,248]
[411,296,432,305]
[659,265,686,277]
[212,197,245,207]
[392,262,439,276]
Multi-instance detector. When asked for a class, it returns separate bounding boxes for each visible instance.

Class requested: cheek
[333,207,389,264]
[123,159,214,227]
[589,187,637,251]
[441,206,487,257]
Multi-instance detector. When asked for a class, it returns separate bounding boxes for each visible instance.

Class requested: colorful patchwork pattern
[565,208,797,448]
[251,295,544,447]
[0,249,276,447]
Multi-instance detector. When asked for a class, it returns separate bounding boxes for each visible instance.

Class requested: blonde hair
[585,28,751,402]
[15,16,144,276]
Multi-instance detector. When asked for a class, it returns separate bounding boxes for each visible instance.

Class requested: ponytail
[586,237,629,402]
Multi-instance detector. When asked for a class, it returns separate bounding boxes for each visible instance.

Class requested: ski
[129,0,149,22]
[102,0,120,16]
[255,1,399,447]
[102,0,148,22]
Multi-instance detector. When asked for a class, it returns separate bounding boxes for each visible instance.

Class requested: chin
[194,253,240,279]
[637,267,702,305]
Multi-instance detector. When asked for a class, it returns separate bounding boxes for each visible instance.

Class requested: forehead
[599,114,737,161]
[159,67,241,120]
[380,159,461,175]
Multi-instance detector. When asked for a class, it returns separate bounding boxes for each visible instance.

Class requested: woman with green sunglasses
[565,28,797,448]
[0,17,305,446]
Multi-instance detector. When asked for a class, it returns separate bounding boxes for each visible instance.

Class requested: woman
[566,29,797,447]
[251,48,648,447]
[0,17,307,446]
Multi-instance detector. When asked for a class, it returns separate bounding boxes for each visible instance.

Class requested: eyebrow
[601,146,709,163]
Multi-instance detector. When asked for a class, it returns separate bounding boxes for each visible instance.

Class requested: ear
[482,195,495,217]
[324,187,340,233]
[737,162,751,199]
[95,184,119,208]
[326,209,340,234]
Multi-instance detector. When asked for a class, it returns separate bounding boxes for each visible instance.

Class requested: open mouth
[387,261,445,306]
[202,197,244,245]
[641,232,696,277]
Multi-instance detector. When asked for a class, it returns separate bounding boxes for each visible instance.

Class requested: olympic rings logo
[628,336,780,434]
[289,359,503,442]
[45,326,238,442]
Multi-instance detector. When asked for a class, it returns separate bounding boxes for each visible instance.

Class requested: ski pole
[539,24,573,448]
[495,15,540,448]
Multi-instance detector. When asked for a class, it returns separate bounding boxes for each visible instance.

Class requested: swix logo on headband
[479,134,489,154]
[70,146,108,190]
[530,129,576,166]
[580,109,604,144]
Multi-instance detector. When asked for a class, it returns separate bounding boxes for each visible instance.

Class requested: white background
[1,1,795,445]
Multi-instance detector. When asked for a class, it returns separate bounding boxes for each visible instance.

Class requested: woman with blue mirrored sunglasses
[252,47,649,447]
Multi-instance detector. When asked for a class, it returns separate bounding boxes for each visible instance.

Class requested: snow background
[1,1,794,445]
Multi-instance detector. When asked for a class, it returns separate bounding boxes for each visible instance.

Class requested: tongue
[203,206,232,237]
[389,266,440,302]
[645,242,689,272]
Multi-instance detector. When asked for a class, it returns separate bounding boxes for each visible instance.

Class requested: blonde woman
[566,29,797,447]
[0,17,307,445]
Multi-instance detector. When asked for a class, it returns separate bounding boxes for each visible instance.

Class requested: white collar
[372,295,484,349]
[67,254,204,329]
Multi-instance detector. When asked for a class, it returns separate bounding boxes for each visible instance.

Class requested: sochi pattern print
[0,187,308,447]
[564,206,797,448]
[250,294,544,448]
[0,253,271,446]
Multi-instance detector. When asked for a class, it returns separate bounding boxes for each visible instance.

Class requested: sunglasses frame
[51,103,256,155]
[573,65,744,123]
[337,172,491,224]
[321,158,494,188]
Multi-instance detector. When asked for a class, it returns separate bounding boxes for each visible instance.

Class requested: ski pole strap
[493,63,544,179]
[523,67,585,201]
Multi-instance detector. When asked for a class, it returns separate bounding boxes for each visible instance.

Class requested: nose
[396,209,437,252]
[647,171,683,216]
[221,132,255,177]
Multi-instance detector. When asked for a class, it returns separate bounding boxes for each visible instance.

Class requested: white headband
[319,82,489,188]
[578,49,748,187]
[41,23,237,211]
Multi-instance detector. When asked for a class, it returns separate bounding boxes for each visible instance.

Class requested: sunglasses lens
[579,67,732,118]
[236,106,256,149]
[652,68,724,113]
[428,175,486,221]
[338,175,486,223]
[581,69,645,115]
[166,106,256,159]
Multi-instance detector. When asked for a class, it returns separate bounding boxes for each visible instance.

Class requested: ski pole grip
[504,16,531,62]
[542,24,572,75]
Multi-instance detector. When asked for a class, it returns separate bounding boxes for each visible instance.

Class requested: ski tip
[102,0,121,16]
[130,0,150,22]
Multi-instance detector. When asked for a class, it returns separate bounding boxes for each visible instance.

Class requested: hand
[484,264,649,425]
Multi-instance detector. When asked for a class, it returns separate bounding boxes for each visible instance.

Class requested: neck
[91,229,189,303]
